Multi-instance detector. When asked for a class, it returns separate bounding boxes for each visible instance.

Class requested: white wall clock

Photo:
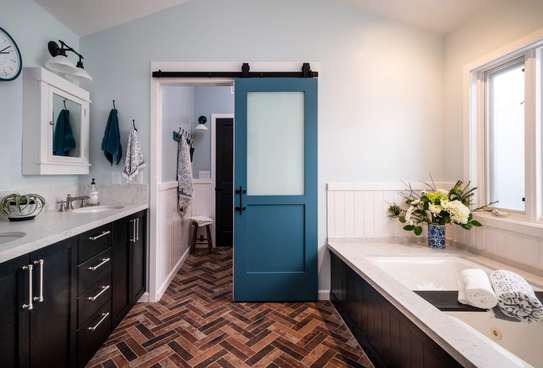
[0,27,22,81]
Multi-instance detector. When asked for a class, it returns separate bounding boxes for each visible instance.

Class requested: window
[486,59,526,212]
[467,39,542,223]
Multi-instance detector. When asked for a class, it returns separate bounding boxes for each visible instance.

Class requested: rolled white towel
[457,269,498,309]
[489,270,543,323]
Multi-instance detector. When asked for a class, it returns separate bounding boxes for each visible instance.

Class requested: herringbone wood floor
[87,248,373,368]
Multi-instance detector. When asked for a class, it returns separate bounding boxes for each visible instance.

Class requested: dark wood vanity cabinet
[0,209,147,368]
[111,210,147,327]
[0,254,31,368]
[76,224,114,367]
[0,239,75,368]
[129,211,146,305]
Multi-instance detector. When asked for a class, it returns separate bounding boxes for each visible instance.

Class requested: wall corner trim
[154,247,190,302]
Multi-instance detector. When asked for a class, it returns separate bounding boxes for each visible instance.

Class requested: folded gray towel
[489,270,543,323]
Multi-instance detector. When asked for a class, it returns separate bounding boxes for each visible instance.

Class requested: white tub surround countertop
[328,238,542,368]
[0,203,148,264]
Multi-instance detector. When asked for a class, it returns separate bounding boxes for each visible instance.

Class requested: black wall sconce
[46,40,93,82]
[193,115,208,134]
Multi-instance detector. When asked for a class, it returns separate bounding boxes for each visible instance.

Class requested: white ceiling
[35,0,191,36]
[36,0,495,36]
[349,0,494,33]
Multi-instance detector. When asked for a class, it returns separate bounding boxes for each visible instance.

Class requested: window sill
[474,212,543,238]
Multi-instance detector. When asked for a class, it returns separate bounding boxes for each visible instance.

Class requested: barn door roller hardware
[152,62,318,79]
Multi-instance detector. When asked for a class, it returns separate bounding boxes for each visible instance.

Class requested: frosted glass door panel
[247,92,304,195]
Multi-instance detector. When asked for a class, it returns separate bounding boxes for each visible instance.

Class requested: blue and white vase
[428,224,446,249]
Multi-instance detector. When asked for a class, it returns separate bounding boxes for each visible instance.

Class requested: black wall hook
[112,99,116,109]
[132,119,137,131]
[63,100,67,109]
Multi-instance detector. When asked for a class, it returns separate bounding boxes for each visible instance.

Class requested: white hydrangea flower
[405,206,416,225]
[429,204,442,215]
[443,200,470,224]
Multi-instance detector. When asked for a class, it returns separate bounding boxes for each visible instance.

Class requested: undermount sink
[0,232,26,244]
[72,205,124,214]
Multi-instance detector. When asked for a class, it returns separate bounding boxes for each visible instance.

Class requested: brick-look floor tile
[86,249,373,368]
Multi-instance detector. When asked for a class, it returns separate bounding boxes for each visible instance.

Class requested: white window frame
[464,29,543,226]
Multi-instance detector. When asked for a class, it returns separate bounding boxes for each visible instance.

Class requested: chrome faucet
[65,194,90,210]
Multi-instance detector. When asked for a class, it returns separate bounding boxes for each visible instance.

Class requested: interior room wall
[80,0,445,294]
[192,86,234,179]
[443,0,543,180]
[161,85,194,182]
[0,0,80,193]
[441,0,543,276]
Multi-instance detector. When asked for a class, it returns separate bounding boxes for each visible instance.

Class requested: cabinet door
[29,240,74,368]
[129,212,146,304]
[112,216,130,327]
[0,255,30,368]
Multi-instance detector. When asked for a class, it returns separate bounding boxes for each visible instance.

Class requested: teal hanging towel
[53,109,76,156]
[101,108,122,165]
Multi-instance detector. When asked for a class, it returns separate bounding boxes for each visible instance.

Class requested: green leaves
[403,224,423,236]
[387,203,402,218]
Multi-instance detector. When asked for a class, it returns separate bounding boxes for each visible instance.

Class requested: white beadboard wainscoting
[155,180,215,300]
[327,182,543,275]
[449,222,543,275]
[326,182,427,239]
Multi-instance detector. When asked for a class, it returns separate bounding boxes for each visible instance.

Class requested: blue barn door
[234,78,318,301]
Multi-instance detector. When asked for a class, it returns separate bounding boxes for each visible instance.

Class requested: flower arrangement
[387,180,487,248]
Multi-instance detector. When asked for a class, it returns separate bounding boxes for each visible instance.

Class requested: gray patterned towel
[489,270,543,323]
[177,137,193,216]
[122,129,145,181]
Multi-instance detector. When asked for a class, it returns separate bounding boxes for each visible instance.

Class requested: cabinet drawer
[78,224,112,264]
[78,249,111,294]
[77,303,111,368]
[78,276,111,327]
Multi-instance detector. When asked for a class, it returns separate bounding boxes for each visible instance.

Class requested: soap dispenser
[87,178,100,206]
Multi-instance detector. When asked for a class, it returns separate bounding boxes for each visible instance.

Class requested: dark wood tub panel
[330,252,465,368]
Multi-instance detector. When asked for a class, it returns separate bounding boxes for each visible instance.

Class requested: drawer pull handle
[33,259,45,303]
[87,285,110,302]
[22,264,34,310]
[88,312,110,331]
[130,219,136,243]
[89,230,111,241]
[87,257,110,271]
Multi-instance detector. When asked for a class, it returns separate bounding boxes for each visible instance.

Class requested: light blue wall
[0,0,80,191]
[192,86,234,178]
[161,86,194,182]
[80,0,445,291]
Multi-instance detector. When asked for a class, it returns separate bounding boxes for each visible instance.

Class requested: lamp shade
[65,67,93,83]
[193,123,208,135]
[45,55,79,74]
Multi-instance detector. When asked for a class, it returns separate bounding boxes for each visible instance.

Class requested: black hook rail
[173,127,192,143]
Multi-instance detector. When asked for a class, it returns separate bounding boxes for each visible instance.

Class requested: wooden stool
[189,216,213,254]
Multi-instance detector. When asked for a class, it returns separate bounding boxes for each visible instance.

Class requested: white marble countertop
[328,238,541,368]
[0,204,148,264]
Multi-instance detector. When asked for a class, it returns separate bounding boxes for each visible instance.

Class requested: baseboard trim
[318,289,330,300]
[154,247,191,302]
[137,292,150,303]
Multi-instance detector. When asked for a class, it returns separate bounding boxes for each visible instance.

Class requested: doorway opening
[150,76,235,302]
[149,62,320,303]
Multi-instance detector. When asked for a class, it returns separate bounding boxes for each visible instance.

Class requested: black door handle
[235,186,247,214]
